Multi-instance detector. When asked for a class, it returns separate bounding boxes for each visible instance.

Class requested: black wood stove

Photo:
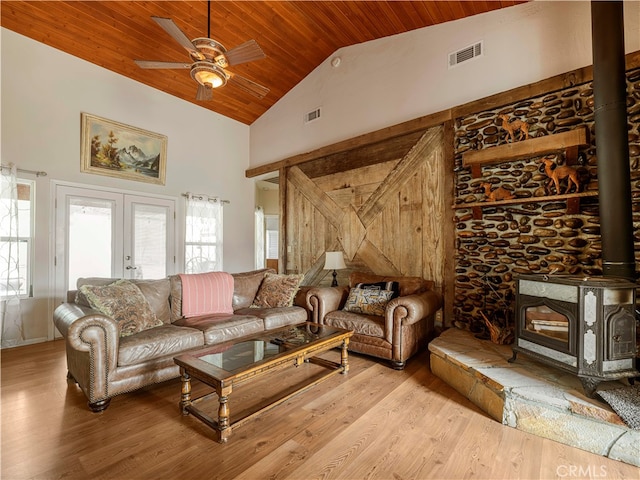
[509,274,638,396]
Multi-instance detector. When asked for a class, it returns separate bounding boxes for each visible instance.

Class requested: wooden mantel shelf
[462,126,589,177]
[453,190,598,210]
[454,190,598,219]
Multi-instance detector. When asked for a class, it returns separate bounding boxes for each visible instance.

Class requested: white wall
[250,1,640,168]
[256,186,280,215]
[1,29,255,344]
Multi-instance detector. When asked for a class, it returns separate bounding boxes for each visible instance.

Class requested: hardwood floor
[2,339,638,480]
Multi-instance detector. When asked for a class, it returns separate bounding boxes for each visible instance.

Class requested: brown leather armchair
[305,272,442,369]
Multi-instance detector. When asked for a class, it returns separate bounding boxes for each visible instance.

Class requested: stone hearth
[428,328,639,467]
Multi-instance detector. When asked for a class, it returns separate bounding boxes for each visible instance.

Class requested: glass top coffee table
[173,322,353,442]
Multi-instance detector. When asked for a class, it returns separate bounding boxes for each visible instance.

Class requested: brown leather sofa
[53,269,308,412]
[305,272,442,369]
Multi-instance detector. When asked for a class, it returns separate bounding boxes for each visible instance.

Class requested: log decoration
[480,310,514,345]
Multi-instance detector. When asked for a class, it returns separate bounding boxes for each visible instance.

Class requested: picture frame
[80,113,167,185]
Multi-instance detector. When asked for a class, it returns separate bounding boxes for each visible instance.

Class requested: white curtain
[1,164,24,347]
[255,206,265,269]
[184,194,223,273]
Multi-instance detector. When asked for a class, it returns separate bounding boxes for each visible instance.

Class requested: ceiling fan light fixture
[190,62,227,89]
[191,38,226,61]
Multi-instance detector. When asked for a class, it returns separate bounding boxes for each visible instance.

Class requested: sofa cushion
[174,314,264,345]
[169,275,183,321]
[252,273,304,308]
[232,268,273,310]
[343,287,394,316]
[179,272,234,317]
[324,310,384,337]
[79,280,163,337]
[236,306,307,330]
[117,324,204,366]
[131,279,172,324]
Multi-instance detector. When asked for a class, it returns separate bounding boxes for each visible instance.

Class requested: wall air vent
[304,107,321,124]
[448,41,483,68]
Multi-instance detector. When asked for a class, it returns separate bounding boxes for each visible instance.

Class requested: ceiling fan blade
[227,72,269,99]
[151,16,204,60]
[224,40,266,66]
[134,60,191,69]
[196,84,213,101]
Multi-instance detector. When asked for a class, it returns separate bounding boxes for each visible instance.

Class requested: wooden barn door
[283,125,446,290]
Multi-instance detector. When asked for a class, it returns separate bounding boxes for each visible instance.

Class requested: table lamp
[324,251,346,287]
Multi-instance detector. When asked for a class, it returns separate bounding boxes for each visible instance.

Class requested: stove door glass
[524,305,569,345]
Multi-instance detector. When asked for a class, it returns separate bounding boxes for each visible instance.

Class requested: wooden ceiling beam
[245,110,452,178]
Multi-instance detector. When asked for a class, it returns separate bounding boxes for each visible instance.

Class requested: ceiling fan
[135,3,268,101]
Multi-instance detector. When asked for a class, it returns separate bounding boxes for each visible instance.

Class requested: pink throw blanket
[179,272,234,317]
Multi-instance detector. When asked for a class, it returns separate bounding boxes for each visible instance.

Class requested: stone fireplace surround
[429,328,639,467]
[452,66,640,334]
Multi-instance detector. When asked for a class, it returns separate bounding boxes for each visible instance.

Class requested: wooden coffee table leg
[341,338,350,373]
[218,395,229,429]
[180,368,191,415]
[217,385,233,442]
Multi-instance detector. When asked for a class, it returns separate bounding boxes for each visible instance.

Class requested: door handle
[126,266,138,270]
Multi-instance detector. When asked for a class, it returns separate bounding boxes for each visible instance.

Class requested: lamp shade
[190,62,227,88]
[324,251,346,270]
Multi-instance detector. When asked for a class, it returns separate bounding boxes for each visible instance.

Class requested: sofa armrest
[305,286,350,323]
[384,290,443,341]
[53,303,120,403]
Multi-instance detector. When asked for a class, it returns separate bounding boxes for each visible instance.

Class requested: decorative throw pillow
[343,287,395,316]
[79,280,163,337]
[179,272,234,318]
[251,273,304,308]
[355,281,400,299]
[75,278,115,307]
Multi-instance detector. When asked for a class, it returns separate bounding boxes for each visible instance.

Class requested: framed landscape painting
[80,113,167,185]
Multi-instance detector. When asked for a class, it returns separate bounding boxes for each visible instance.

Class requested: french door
[53,184,176,305]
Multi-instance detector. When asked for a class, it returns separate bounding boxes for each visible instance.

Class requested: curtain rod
[181,193,230,204]
[1,164,47,177]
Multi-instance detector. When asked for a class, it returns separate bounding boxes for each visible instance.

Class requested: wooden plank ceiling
[1,1,523,125]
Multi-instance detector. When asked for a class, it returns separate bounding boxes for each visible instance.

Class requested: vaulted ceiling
[1,1,524,125]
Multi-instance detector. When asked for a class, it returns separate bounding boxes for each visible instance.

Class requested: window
[184,195,223,273]
[1,179,34,297]
[265,215,279,260]
[255,206,265,269]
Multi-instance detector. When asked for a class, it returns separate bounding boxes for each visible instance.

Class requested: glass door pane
[130,203,168,279]
[55,185,123,305]
[67,197,115,287]
[124,196,175,280]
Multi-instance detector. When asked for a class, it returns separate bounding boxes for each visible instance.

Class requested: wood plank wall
[283,126,448,299]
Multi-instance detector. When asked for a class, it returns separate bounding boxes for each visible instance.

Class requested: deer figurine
[499,114,530,143]
[541,158,580,195]
[481,182,514,201]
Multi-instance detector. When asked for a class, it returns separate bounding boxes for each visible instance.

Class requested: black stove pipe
[590,1,636,281]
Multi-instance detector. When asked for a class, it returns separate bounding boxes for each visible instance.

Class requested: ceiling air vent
[448,41,483,68]
[304,107,321,124]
